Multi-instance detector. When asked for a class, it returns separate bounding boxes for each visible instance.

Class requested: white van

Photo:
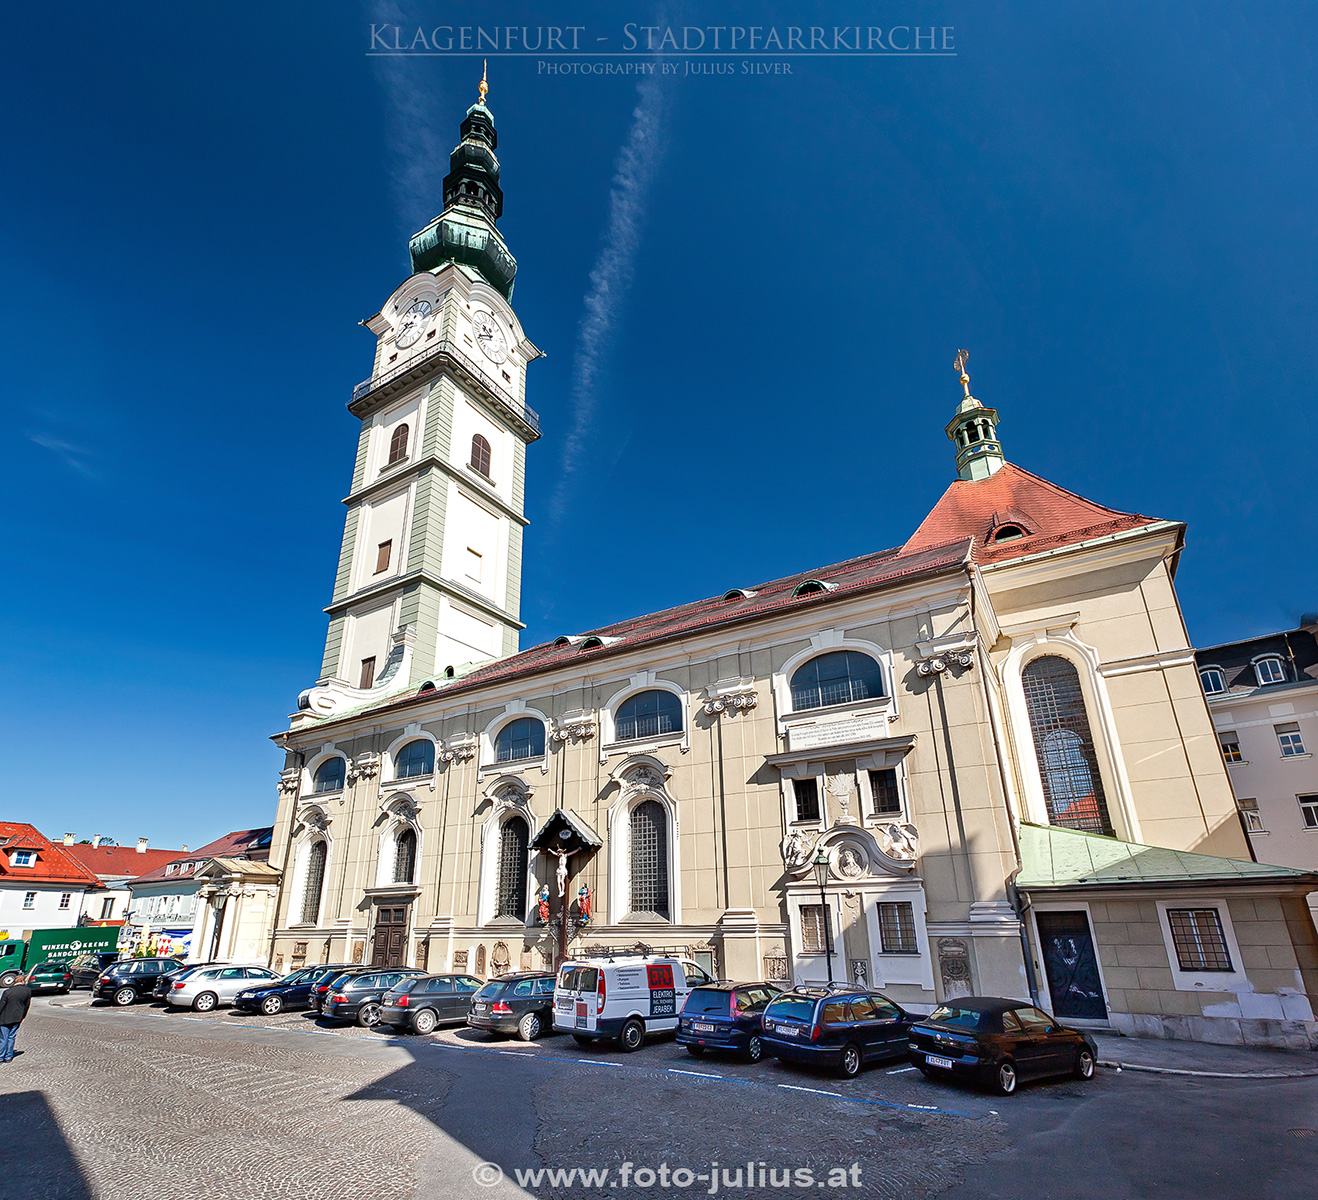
[553,955,715,1050]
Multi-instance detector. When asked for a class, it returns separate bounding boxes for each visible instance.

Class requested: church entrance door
[371,905,409,968]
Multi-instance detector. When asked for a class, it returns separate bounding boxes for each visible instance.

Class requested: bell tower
[945,349,1006,481]
[297,71,542,721]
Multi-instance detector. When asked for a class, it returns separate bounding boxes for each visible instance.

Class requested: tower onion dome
[408,69,517,298]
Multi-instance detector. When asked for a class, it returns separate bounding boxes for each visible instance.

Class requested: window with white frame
[1218,731,1243,764]
[616,691,683,742]
[59,892,71,909]
[494,816,529,920]
[789,651,885,711]
[878,902,918,953]
[494,717,546,764]
[800,904,830,953]
[1300,794,1318,830]
[313,757,346,793]
[22,892,35,909]
[628,799,670,919]
[1198,667,1226,695]
[792,777,821,822]
[393,828,417,884]
[1236,798,1264,831]
[395,739,435,778]
[1166,908,1233,972]
[1276,723,1306,757]
[1254,657,1287,686]
[300,841,327,924]
[869,768,901,816]
[10,850,34,867]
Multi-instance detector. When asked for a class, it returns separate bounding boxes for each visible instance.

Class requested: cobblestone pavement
[5,996,1314,1200]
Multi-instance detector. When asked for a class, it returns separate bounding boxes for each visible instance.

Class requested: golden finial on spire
[478,59,488,104]
[953,348,971,397]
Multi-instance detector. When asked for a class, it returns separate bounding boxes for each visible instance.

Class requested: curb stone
[1099,1058,1318,1080]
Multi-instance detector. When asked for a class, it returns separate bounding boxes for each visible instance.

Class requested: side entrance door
[371,906,409,968]
[1035,910,1107,1020]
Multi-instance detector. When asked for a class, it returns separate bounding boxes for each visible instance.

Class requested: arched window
[494,816,529,919]
[395,739,434,779]
[992,524,1026,542]
[789,650,885,711]
[615,690,683,742]
[629,800,670,919]
[1021,655,1114,836]
[300,841,326,924]
[470,434,492,477]
[393,828,416,884]
[494,717,546,763]
[1199,667,1226,695]
[312,757,346,793]
[388,423,409,464]
[1253,657,1286,686]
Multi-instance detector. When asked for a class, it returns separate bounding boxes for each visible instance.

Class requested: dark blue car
[232,964,353,1015]
[760,986,915,1078]
[676,983,780,1062]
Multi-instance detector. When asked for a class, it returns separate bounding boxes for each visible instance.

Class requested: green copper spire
[945,349,1005,481]
[407,65,517,298]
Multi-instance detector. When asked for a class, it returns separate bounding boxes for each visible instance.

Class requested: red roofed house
[0,823,101,937]
[62,836,186,925]
[257,91,1318,1047]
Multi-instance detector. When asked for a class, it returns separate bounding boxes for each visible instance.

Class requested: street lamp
[811,847,833,983]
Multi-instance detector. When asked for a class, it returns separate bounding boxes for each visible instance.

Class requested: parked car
[676,982,779,1062]
[380,973,487,1035]
[759,986,915,1078]
[68,952,122,990]
[233,964,354,1015]
[165,965,282,1012]
[94,958,185,1006]
[26,960,73,993]
[553,955,714,1050]
[152,961,226,1002]
[310,968,372,1013]
[321,968,428,1028]
[464,972,557,1041]
[906,997,1098,1095]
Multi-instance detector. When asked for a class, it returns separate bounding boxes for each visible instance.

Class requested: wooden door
[371,906,410,969]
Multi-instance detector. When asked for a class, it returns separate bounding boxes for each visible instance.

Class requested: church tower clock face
[395,299,432,348]
[471,310,508,363]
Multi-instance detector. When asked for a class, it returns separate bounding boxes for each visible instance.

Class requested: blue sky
[3,2,1314,849]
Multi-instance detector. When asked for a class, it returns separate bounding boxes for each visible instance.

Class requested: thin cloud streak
[29,433,96,477]
[548,75,668,525]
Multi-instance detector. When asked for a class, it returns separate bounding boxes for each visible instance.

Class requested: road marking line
[887,1066,917,1074]
[778,1084,842,1097]
[577,1058,623,1066]
[668,1069,723,1079]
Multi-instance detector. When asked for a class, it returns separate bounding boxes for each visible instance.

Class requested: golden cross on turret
[953,348,971,397]
[478,60,488,104]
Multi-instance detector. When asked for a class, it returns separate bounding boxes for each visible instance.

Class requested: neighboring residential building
[123,828,273,962]
[62,835,185,925]
[1195,620,1318,925]
[0,823,101,936]
[261,84,1318,1049]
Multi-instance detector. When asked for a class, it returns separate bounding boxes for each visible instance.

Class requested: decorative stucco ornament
[878,821,920,862]
[826,772,857,824]
[781,829,816,872]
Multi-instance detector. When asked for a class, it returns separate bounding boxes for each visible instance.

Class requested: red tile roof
[0,823,101,888]
[901,463,1160,564]
[127,827,274,886]
[64,844,187,880]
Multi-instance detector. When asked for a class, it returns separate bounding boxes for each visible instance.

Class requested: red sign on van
[647,964,674,989]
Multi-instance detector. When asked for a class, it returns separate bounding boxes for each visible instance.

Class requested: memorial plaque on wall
[788,712,889,751]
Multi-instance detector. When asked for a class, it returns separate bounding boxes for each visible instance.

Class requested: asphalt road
[1,996,1314,1200]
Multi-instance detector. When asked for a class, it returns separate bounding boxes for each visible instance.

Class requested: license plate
[473,1004,487,1013]
[556,999,572,1011]
[926,1055,954,1070]
[693,1022,716,1033]
[775,1024,799,1037]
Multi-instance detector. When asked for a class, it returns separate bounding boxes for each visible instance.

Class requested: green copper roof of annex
[1016,822,1318,889]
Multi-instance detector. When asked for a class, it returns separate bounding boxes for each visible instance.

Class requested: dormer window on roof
[991,524,1027,543]
[9,849,35,868]
[722,588,758,602]
[1199,667,1227,695]
[793,579,838,598]
[1253,656,1287,686]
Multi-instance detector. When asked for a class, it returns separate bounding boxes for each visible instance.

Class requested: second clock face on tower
[471,310,508,363]
[396,300,432,348]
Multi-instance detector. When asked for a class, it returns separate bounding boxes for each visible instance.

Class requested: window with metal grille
[495,817,529,919]
[616,690,682,742]
[393,829,417,884]
[313,756,346,793]
[800,904,829,953]
[1199,667,1226,694]
[300,841,326,924]
[869,768,901,815]
[628,799,670,919]
[470,434,492,477]
[1299,795,1318,830]
[1021,656,1115,836]
[1254,657,1286,686]
[789,651,885,711]
[395,739,434,778]
[1166,908,1233,971]
[1276,723,1306,757]
[388,423,409,464]
[495,717,546,763]
[878,902,918,953]
[1218,733,1242,764]
[792,777,821,822]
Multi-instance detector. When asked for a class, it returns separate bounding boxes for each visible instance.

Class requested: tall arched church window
[301,841,326,924]
[470,434,492,478]
[395,739,434,779]
[615,690,683,742]
[312,757,345,793]
[1021,655,1115,836]
[629,799,670,919]
[388,423,409,464]
[495,816,529,919]
[789,651,885,711]
[393,828,417,884]
[495,717,546,764]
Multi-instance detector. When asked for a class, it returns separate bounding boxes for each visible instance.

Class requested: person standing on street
[0,979,33,1062]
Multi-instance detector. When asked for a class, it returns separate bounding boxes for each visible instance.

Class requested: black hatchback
[68,952,121,990]
[464,972,557,1041]
[677,983,780,1062]
[760,986,915,1078]
[379,973,486,1035]
[94,957,184,1006]
[320,968,427,1027]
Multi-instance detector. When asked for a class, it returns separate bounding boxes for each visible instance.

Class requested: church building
[265,82,1318,1048]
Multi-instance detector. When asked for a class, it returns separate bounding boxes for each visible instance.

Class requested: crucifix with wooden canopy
[529,809,602,967]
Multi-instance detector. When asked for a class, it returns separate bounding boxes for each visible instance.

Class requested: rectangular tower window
[1300,795,1318,829]
[869,768,901,815]
[1218,732,1242,763]
[800,904,829,953]
[359,657,376,689]
[792,777,820,823]
[1276,723,1306,757]
[465,547,483,583]
[375,540,392,574]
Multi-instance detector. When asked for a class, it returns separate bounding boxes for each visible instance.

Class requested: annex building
[265,82,1318,1048]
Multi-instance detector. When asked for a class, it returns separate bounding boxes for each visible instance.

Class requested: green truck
[0,927,122,985]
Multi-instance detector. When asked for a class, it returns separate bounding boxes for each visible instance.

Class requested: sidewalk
[1094,1033,1318,1078]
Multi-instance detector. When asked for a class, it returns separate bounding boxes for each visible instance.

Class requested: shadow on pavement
[0,1089,95,1199]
